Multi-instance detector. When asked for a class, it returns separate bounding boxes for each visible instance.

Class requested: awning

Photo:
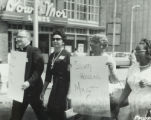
[0,11,68,26]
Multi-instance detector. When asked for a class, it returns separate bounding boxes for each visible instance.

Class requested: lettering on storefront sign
[6,0,67,18]
[16,5,33,14]
[6,0,33,14]
[44,1,67,18]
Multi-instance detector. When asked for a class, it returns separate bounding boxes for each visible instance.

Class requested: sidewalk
[0,93,11,120]
[0,92,81,120]
[0,93,38,120]
[0,86,52,120]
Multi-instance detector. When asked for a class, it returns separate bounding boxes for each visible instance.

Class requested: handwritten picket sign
[8,51,27,102]
[70,56,111,117]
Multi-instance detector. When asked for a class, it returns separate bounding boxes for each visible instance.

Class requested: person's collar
[22,44,30,52]
[54,47,64,53]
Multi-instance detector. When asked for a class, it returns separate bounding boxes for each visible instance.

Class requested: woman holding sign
[40,30,71,120]
[115,38,151,120]
[81,34,119,120]
[78,34,119,120]
[89,34,118,84]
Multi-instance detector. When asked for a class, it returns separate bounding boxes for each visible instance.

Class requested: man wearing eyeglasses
[9,30,47,120]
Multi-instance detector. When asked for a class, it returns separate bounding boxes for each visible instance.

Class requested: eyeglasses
[134,50,146,54]
[16,36,27,39]
[52,38,62,41]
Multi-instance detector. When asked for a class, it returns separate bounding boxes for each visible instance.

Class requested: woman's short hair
[140,38,151,56]
[51,30,66,42]
[90,34,109,49]
[90,34,108,44]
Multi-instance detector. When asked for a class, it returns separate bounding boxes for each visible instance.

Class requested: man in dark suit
[9,30,47,120]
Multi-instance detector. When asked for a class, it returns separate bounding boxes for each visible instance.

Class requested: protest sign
[8,51,27,102]
[70,56,110,117]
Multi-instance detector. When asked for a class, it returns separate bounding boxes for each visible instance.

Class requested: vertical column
[112,0,117,52]
[74,33,77,49]
[100,0,107,27]
[86,29,90,55]
[0,21,8,63]
[0,21,8,94]
[33,0,39,47]
[49,34,51,54]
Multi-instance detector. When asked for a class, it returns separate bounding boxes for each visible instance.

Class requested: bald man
[9,30,47,120]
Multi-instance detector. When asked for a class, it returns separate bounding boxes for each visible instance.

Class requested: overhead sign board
[6,0,67,18]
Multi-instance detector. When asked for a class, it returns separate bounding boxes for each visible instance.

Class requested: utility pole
[33,0,38,47]
[130,5,140,52]
[112,0,117,53]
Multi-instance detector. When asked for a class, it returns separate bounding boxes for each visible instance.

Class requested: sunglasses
[52,38,62,41]
[134,50,146,54]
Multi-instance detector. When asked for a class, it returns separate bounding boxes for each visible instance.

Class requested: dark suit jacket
[23,45,44,101]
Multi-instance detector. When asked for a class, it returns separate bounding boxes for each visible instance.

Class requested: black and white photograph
[0,0,151,120]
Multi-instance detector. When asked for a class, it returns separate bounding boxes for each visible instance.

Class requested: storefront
[0,0,105,63]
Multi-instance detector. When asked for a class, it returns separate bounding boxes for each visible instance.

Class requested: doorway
[39,34,49,54]
[39,34,49,63]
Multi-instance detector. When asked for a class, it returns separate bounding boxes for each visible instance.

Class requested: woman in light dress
[116,38,151,120]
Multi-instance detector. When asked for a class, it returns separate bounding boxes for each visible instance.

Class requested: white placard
[8,51,27,102]
[78,44,84,53]
[65,45,72,52]
[70,56,111,117]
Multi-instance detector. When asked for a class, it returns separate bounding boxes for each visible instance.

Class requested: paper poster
[70,56,111,117]
[65,45,72,52]
[78,44,84,53]
[8,51,27,102]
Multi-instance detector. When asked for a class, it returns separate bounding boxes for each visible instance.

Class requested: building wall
[0,21,8,63]
[100,0,107,27]
[0,0,7,11]
[104,0,151,52]
[3,0,151,54]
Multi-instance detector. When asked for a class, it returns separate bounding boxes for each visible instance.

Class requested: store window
[65,35,75,52]
[89,29,104,35]
[76,28,87,34]
[8,31,19,52]
[87,0,99,22]
[77,0,87,20]
[106,23,121,45]
[8,24,23,30]
[77,37,87,52]
[64,0,75,19]
[66,28,75,33]
[39,34,49,54]
[8,32,12,52]
[64,0,100,22]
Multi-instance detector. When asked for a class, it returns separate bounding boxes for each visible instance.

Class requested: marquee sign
[5,0,67,18]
